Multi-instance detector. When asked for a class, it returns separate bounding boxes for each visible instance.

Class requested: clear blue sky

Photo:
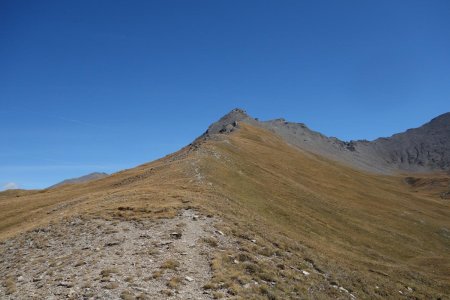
[1,1,449,189]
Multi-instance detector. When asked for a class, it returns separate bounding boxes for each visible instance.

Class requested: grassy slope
[196,124,450,298]
[0,123,449,298]
[0,146,205,240]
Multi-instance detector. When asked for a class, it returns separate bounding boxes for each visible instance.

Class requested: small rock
[105,241,120,247]
[17,275,24,282]
[302,270,310,276]
[185,276,194,282]
[233,259,239,264]
[36,282,44,289]
[407,287,413,292]
[339,287,349,293]
[192,215,199,221]
[67,288,76,297]
[251,239,257,243]
[215,230,224,236]
[170,232,182,239]
[58,281,73,288]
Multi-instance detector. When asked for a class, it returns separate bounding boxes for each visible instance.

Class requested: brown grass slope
[0,145,205,240]
[0,123,449,298]
[195,124,450,298]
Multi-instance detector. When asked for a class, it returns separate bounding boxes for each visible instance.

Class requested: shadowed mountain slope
[368,112,450,171]
[0,110,449,299]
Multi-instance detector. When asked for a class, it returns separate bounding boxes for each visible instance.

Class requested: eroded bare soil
[0,209,231,299]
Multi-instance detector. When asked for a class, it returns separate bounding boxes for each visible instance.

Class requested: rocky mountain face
[202,108,257,136]
[207,109,450,174]
[49,172,109,189]
[369,112,450,172]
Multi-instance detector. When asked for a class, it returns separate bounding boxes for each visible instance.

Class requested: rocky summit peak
[229,107,247,114]
[222,108,250,120]
[204,108,254,135]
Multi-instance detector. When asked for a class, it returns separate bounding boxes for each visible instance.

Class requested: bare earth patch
[0,209,231,299]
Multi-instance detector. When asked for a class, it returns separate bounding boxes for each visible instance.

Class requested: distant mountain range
[49,172,108,189]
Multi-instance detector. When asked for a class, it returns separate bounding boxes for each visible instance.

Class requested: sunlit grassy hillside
[195,124,450,298]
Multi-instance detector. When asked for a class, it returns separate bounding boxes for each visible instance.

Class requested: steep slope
[198,123,450,298]
[49,172,109,189]
[1,110,450,299]
[369,112,450,171]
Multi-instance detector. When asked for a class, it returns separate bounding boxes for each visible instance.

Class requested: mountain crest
[49,172,108,189]
[429,112,450,126]
[205,108,253,135]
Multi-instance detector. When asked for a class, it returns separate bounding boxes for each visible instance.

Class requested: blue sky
[1,0,449,189]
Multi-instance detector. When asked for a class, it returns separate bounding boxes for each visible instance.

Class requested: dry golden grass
[0,123,449,298]
[166,276,182,289]
[0,145,202,240]
[100,268,119,277]
[195,124,450,298]
[212,291,224,299]
[4,276,16,295]
[120,290,134,300]
[151,270,163,279]
[160,259,180,270]
[202,236,219,247]
[404,174,450,198]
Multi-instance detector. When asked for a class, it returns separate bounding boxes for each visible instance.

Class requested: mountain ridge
[48,172,109,189]
[205,108,450,174]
